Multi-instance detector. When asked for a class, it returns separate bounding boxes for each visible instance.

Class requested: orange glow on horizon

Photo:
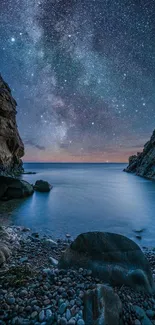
[23,147,143,163]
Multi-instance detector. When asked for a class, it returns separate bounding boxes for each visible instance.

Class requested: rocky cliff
[124,130,155,180]
[0,74,24,175]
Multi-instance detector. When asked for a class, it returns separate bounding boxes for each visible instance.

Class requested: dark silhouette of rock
[83,284,122,325]
[0,227,11,266]
[59,232,154,293]
[124,130,155,180]
[0,243,11,266]
[0,176,34,200]
[34,180,52,192]
[0,74,24,175]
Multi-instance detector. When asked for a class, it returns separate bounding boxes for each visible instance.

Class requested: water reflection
[1,163,155,246]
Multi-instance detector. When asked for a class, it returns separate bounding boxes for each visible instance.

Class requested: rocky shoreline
[0,226,155,325]
[124,130,155,180]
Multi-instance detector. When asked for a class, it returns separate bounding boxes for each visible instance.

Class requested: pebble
[43,238,57,248]
[19,290,28,297]
[49,256,58,266]
[68,319,76,325]
[59,302,68,315]
[20,256,28,263]
[146,309,155,318]
[60,317,67,325]
[66,308,71,321]
[66,234,71,238]
[77,320,85,325]
[31,311,38,319]
[7,296,15,304]
[45,309,53,319]
[134,321,141,325]
[2,225,155,325]
[39,310,45,322]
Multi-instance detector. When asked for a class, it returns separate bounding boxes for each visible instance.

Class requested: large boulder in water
[34,180,52,192]
[0,176,34,200]
[59,232,154,293]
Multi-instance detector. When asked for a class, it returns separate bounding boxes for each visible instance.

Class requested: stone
[77,320,85,325]
[7,296,15,304]
[31,311,38,319]
[124,129,155,180]
[135,320,141,325]
[34,180,52,192]
[60,317,67,325]
[0,74,24,175]
[83,284,122,325]
[66,309,71,321]
[39,310,45,322]
[146,309,155,318]
[49,257,58,266]
[59,231,154,293]
[20,256,28,263]
[43,239,57,248]
[133,306,153,325]
[19,290,28,297]
[45,309,53,320]
[0,176,34,200]
[0,243,11,265]
[68,320,76,325]
[59,302,67,315]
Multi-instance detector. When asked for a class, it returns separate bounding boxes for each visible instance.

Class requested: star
[0,0,154,162]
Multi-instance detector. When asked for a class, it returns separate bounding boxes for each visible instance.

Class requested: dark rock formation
[34,180,52,192]
[124,130,155,180]
[0,227,11,265]
[84,284,122,325]
[0,74,24,175]
[0,176,34,200]
[59,232,154,293]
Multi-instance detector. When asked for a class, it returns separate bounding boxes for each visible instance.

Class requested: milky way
[0,0,155,162]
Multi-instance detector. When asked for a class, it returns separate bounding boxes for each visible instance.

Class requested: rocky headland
[1,227,155,325]
[0,75,24,176]
[124,130,155,180]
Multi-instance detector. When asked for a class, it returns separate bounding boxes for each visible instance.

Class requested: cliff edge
[124,130,155,180]
[0,75,24,175]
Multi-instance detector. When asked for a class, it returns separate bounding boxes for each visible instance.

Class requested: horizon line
[23,161,128,164]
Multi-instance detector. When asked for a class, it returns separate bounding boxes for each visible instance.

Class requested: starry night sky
[0,0,155,162]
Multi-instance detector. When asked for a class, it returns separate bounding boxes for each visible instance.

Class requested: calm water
[1,163,155,246]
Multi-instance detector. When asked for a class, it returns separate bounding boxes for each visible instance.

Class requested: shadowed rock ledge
[124,130,155,180]
[0,74,24,175]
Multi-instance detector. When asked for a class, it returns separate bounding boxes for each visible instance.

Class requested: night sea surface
[1,162,155,247]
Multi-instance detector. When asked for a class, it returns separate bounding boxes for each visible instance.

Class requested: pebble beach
[1,227,155,325]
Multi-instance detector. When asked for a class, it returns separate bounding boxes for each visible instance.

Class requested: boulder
[34,180,52,192]
[0,74,24,175]
[124,130,155,180]
[0,227,12,266]
[0,243,11,265]
[84,284,122,325]
[59,232,154,293]
[0,176,34,200]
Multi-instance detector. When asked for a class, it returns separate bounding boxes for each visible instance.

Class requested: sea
[1,162,155,246]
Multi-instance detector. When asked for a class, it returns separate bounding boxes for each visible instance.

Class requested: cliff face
[124,130,155,180]
[0,75,24,175]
